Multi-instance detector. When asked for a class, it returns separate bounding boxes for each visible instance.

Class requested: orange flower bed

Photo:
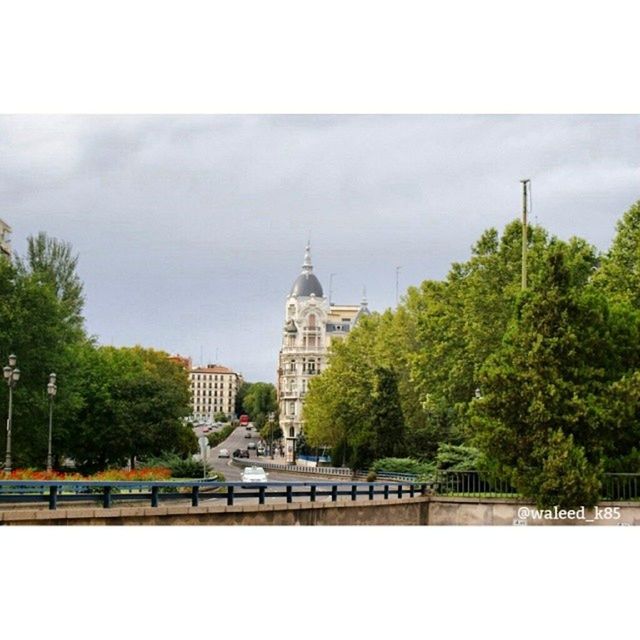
[92,467,172,481]
[6,467,172,481]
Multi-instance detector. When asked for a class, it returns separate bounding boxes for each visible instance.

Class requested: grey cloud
[1,115,638,381]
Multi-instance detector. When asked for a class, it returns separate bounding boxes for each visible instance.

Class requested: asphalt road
[204,425,342,483]
[195,425,411,507]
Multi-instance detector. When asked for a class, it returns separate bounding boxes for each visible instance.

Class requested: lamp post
[46,373,57,472]
[3,354,20,474]
[268,412,275,459]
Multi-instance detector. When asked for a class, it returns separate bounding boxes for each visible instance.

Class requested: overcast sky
[1,115,638,382]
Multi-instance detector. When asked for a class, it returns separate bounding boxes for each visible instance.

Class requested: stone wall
[428,497,640,526]
[2,496,638,525]
[0,497,430,526]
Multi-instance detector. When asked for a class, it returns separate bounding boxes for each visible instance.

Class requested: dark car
[244,432,252,438]
[233,449,249,458]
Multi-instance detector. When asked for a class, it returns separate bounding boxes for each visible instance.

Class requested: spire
[302,242,313,273]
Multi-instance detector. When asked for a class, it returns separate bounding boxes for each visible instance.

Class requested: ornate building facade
[0,218,11,261]
[277,245,369,462]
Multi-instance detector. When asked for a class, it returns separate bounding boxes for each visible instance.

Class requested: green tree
[66,345,195,472]
[16,232,85,332]
[304,316,411,468]
[241,382,277,429]
[0,236,87,468]
[409,221,552,443]
[470,242,640,508]
[235,381,252,416]
[370,367,405,460]
[303,316,378,466]
[595,200,640,306]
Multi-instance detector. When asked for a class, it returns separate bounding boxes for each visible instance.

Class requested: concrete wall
[3,496,639,525]
[0,497,430,526]
[428,497,640,526]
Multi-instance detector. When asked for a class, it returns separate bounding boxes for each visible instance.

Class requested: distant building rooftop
[191,364,237,375]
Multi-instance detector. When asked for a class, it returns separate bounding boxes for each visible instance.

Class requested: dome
[289,243,324,298]
[290,273,324,297]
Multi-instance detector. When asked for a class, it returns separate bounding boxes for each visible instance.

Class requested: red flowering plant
[6,468,171,482]
[6,469,84,481]
[92,467,172,482]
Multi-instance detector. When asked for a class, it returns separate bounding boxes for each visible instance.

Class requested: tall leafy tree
[470,241,640,507]
[16,232,85,332]
[66,345,195,472]
[370,367,406,460]
[409,220,551,441]
[235,381,252,416]
[241,382,277,429]
[595,200,640,306]
[0,236,87,468]
[304,315,410,468]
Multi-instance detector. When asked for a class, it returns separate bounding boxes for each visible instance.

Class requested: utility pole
[521,179,530,290]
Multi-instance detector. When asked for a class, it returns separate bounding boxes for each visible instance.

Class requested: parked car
[247,442,257,450]
[245,431,253,438]
[218,448,230,458]
[257,444,266,456]
[240,466,268,483]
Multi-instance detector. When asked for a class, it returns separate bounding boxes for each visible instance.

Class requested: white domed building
[277,244,369,463]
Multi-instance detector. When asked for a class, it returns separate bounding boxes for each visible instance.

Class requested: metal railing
[355,470,420,482]
[434,470,640,501]
[232,456,351,476]
[434,470,519,497]
[601,474,640,501]
[0,479,430,511]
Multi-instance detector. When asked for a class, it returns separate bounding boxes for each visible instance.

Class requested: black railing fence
[434,469,640,501]
[600,473,640,501]
[0,479,430,511]
[2,471,639,512]
[435,470,519,497]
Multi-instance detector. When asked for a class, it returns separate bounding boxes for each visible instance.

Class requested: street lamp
[268,412,275,459]
[46,373,57,472]
[3,354,20,474]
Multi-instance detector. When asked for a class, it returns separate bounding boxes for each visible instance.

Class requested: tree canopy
[303,200,640,506]
[240,381,278,429]
[0,233,197,472]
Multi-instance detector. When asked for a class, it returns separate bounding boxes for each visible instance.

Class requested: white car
[240,466,268,483]
[218,448,230,458]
